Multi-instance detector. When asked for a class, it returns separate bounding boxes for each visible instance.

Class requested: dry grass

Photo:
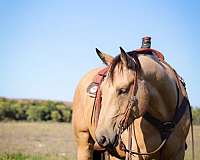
[0,122,199,160]
[0,153,68,160]
[0,122,76,160]
[185,125,200,160]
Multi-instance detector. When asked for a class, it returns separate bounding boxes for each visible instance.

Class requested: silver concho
[87,82,98,98]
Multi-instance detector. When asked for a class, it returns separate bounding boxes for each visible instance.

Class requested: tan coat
[72,49,191,160]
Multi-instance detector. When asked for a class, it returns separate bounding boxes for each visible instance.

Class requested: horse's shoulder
[72,67,104,120]
[73,67,105,102]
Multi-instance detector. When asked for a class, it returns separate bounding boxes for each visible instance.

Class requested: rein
[91,67,109,128]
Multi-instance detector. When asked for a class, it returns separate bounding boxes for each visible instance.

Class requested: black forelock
[108,51,140,81]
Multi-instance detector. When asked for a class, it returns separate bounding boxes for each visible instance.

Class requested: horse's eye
[118,88,128,95]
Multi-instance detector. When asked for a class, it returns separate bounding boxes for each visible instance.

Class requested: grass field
[185,125,200,160]
[0,122,76,160]
[0,153,68,160]
[0,122,199,160]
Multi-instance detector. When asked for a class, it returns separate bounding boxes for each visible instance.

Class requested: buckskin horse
[72,37,194,160]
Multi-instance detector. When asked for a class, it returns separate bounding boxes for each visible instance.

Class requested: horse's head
[95,47,150,148]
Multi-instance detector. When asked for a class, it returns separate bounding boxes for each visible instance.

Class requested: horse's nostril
[99,136,106,145]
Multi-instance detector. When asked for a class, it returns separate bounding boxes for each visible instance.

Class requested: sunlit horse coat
[72,46,191,160]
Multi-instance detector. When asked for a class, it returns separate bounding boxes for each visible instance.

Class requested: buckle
[130,96,137,101]
[162,121,175,132]
[129,96,138,106]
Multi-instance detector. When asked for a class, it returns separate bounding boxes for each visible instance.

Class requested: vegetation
[192,107,200,125]
[0,96,200,125]
[0,122,75,160]
[0,97,72,122]
[0,122,199,160]
[0,153,68,160]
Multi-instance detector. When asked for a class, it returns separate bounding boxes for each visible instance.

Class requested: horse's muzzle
[96,133,118,148]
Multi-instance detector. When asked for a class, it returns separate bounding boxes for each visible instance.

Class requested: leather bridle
[117,53,140,131]
[116,49,194,160]
[91,48,194,160]
[116,51,169,159]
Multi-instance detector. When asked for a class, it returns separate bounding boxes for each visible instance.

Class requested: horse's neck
[140,55,178,121]
[148,81,177,121]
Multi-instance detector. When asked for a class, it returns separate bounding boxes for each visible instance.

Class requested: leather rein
[91,48,194,160]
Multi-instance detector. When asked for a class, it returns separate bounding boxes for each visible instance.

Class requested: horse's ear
[96,48,113,65]
[120,47,136,69]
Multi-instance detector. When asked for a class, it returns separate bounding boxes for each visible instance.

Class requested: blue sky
[0,0,200,106]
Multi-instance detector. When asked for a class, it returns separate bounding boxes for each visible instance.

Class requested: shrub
[51,110,62,122]
[26,105,42,121]
[26,105,51,121]
[62,109,72,122]
[0,97,73,122]
[0,101,8,120]
[0,101,16,120]
[192,107,200,125]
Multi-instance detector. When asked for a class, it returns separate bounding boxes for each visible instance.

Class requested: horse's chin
[96,131,119,149]
[111,134,119,148]
[94,143,107,151]
[102,134,118,149]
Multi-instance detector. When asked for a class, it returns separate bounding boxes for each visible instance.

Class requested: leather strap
[143,97,189,141]
[91,67,109,128]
